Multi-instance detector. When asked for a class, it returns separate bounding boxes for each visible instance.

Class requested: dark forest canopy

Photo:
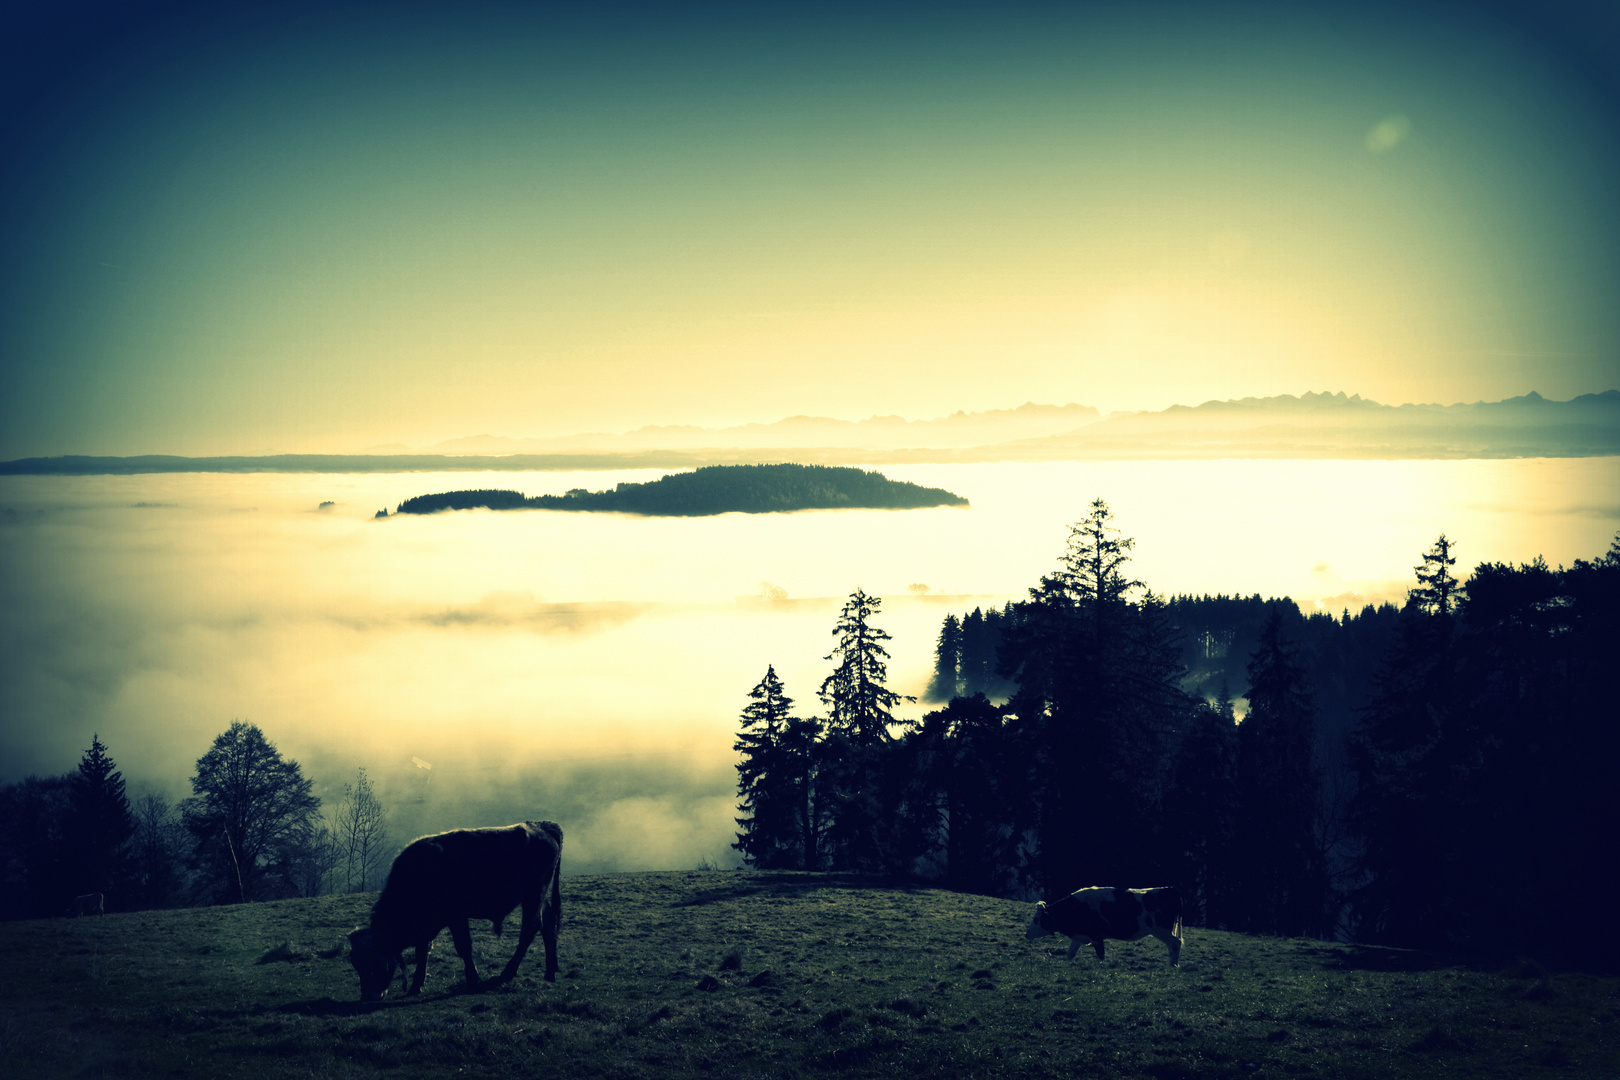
[735,504,1620,970]
[391,464,968,517]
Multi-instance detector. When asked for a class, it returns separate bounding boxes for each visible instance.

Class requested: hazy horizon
[4,1,1618,458]
[5,457,1616,873]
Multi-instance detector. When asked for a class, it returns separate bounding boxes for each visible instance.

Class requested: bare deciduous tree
[336,767,388,892]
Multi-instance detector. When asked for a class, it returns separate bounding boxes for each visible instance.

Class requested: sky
[3,0,1618,458]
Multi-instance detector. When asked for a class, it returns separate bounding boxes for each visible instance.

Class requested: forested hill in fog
[392,464,968,516]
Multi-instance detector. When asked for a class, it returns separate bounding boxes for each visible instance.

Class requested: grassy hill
[3,871,1615,1079]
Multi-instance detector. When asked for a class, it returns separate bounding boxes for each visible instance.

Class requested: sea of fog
[2,457,1616,873]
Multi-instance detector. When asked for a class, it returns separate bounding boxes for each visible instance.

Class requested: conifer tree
[65,735,136,906]
[1164,691,1236,927]
[817,590,914,871]
[926,613,963,702]
[733,666,821,869]
[923,693,1019,893]
[1409,534,1461,618]
[819,589,908,745]
[1232,607,1324,936]
[1057,497,1143,629]
[1001,499,1184,893]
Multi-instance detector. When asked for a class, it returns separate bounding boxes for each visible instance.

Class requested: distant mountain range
[374,391,1618,460]
[1007,390,1620,460]
[375,401,1106,455]
[4,392,1615,474]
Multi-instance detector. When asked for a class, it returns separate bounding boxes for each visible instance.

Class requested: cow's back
[375,822,562,930]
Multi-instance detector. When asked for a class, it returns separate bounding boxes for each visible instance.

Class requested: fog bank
[3,459,1614,871]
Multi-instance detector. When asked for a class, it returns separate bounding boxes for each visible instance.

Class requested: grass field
[2,871,1616,1079]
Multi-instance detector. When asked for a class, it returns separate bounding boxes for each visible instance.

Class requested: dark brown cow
[1025,886,1183,966]
[348,821,562,1001]
[66,892,104,917]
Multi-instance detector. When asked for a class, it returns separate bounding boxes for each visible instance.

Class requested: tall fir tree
[817,590,913,871]
[1409,534,1461,618]
[1000,499,1185,894]
[1349,537,1464,950]
[1163,693,1236,928]
[734,666,822,869]
[819,589,907,745]
[65,735,136,906]
[921,693,1020,894]
[926,613,963,702]
[1232,608,1325,936]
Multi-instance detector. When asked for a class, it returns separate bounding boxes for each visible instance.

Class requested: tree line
[734,498,1620,969]
[0,723,392,919]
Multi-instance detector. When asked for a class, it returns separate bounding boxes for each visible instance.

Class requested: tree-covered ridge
[393,464,968,516]
[734,505,1620,970]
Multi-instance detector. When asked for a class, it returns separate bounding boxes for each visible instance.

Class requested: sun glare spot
[1365,114,1412,153]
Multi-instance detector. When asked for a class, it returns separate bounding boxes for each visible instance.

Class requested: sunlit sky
[3,0,1617,458]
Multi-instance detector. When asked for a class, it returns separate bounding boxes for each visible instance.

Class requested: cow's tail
[548,823,563,927]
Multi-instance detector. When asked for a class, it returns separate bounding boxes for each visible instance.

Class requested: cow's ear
[1036,901,1047,912]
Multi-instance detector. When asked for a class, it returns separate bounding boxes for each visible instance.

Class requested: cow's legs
[1152,929,1182,967]
[540,882,560,982]
[448,918,482,988]
[498,900,539,983]
[406,940,432,995]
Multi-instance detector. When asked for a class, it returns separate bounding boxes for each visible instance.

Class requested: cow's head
[1025,901,1053,941]
[348,928,406,1002]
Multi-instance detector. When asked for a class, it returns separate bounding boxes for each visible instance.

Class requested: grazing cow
[1026,886,1182,966]
[348,821,562,1002]
[67,892,104,917]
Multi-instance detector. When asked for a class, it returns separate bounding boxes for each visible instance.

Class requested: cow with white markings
[1025,886,1183,966]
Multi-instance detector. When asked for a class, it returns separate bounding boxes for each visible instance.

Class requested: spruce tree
[734,666,821,869]
[817,590,913,871]
[926,613,963,702]
[1409,534,1461,618]
[1001,499,1184,894]
[1163,694,1236,927]
[65,735,136,906]
[1232,607,1324,936]
[1349,537,1464,949]
[819,589,908,745]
